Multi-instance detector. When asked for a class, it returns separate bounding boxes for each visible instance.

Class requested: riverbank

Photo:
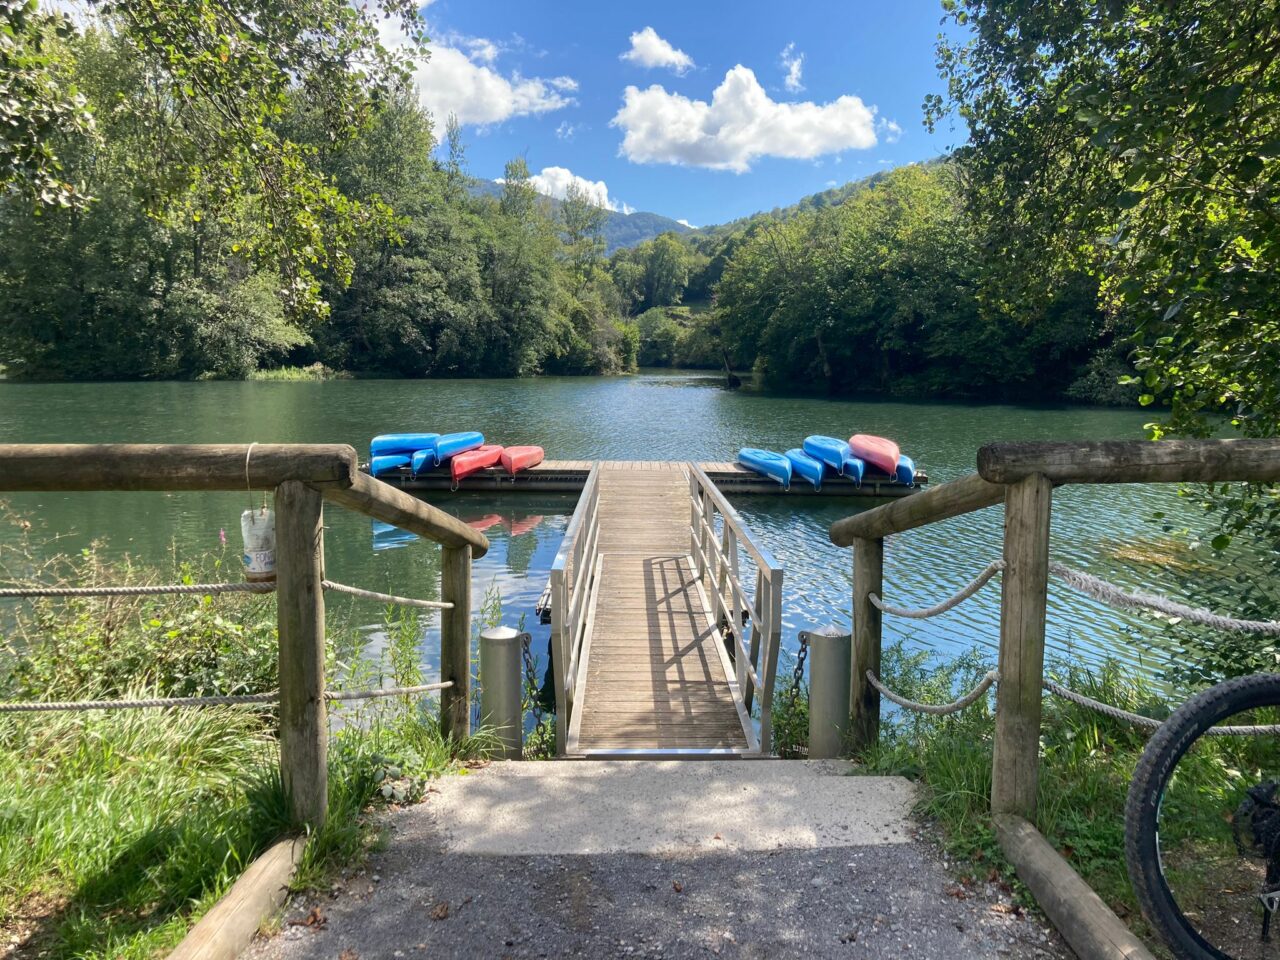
[0,540,488,959]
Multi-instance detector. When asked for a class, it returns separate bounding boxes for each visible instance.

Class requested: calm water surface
[0,371,1199,683]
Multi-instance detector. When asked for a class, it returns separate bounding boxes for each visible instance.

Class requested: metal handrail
[687,466,784,752]
[550,463,603,753]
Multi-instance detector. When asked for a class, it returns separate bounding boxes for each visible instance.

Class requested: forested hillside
[0,24,640,380]
[0,10,1132,404]
[470,180,693,254]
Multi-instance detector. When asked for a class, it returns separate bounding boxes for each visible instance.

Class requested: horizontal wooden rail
[0,443,488,555]
[318,471,488,556]
[829,472,1005,545]
[979,439,1280,485]
[0,443,357,491]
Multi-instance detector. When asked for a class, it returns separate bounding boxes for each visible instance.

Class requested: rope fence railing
[866,668,999,716]
[0,579,451,610]
[0,581,276,598]
[862,667,1280,738]
[320,580,452,610]
[0,681,454,714]
[869,557,1280,637]
[1048,562,1280,635]
[869,560,1004,619]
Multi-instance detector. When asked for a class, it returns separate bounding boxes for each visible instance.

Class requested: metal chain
[786,632,809,712]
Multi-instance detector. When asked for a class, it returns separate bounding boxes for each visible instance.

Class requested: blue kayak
[785,449,826,491]
[738,448,792,490]
[371,433,440,457]
[802,435,866,485]
[411,431,485,474]
[895,455,917,487]
[370,454,410,476]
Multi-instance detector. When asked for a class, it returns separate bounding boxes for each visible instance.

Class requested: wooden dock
[544,462,783,758]
[370,459,926,498]
[566,463,754,756]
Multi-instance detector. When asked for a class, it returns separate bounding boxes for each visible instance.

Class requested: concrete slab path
[246,761,1074,959]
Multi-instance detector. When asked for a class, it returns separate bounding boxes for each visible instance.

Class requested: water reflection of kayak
[506,515,543,537]
[466,513,504,532]
[372,520,417,550]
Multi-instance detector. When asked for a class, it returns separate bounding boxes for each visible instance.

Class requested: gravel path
[247,798,1074,959]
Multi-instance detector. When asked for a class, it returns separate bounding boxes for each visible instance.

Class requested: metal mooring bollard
[804,626,853,759]
[480,626,525,759]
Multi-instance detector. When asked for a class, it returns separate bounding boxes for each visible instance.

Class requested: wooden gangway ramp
[552,461,783,758]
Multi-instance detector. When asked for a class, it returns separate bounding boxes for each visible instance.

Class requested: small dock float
[363,459,926,498]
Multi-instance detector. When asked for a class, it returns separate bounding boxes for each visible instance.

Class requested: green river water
[0,370,1202,685]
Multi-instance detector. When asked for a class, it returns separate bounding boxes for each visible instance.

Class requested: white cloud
[611,65,878,172]
[780,43,804,93]
[464,37,499,64]
[555,121,579,140]
[621,202,636,215]
[878,118,903,143]
[676,218,696,228]
[620,27,694,75]
[377,17,576,126]
[528,166,623,212]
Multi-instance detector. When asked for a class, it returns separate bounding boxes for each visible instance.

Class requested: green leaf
[1210,534,1232,551]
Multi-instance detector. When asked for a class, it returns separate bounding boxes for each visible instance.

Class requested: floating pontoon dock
[365,459,926,497]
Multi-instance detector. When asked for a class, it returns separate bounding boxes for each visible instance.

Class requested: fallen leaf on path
[944,885,969,900]
[429,901,450,921]
[339,951,359,960]
[672,881,683,893]
[287,907,327,929]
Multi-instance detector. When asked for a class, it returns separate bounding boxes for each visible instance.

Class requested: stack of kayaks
[737,433,918,490]
[369,432,546,480]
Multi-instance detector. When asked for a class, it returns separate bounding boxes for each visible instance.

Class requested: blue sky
[398,1,970,227]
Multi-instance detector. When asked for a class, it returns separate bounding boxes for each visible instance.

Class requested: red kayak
[501,445,545,475]
[849,434,901,478]
[451,444,504,484]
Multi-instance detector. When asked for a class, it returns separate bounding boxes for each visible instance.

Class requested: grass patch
[0,526,490,958]
[856,645,1165,916]
[245,363,350,381]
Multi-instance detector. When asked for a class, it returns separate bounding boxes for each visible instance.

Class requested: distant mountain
[469,180,693,254]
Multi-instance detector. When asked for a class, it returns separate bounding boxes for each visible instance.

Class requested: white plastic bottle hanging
[240,506,276,582]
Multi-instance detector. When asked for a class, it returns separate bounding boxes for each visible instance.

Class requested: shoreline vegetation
[0,20,1134,407]
[0,523,494,960]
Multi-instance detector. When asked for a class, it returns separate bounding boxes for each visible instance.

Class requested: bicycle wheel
[1126,673,1280,960]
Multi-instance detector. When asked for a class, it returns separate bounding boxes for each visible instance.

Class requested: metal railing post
[480,626,524,760]
[805,626,852,758]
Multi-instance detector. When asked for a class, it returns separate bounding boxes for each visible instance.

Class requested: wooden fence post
[440,544,472,740]
[274,480,327,829]
[991,473,1053,818]
[850,536,884,752]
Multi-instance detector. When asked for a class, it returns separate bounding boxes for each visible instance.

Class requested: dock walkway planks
[567,462,754,756]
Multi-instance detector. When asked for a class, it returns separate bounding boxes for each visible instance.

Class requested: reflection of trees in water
[504,514,542,576]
